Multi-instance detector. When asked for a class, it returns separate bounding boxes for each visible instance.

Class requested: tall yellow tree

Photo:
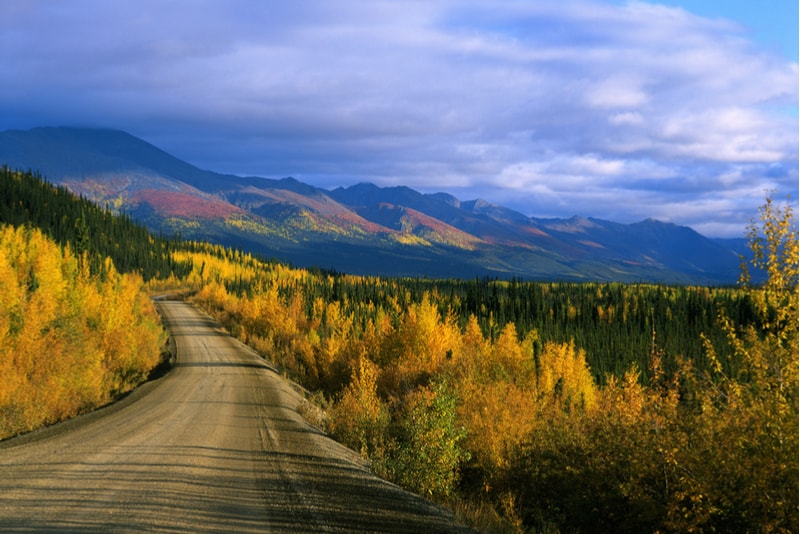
[329,356,389,461]
[684,193,799,532]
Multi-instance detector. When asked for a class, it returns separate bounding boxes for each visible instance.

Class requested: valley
[0,140,794,532]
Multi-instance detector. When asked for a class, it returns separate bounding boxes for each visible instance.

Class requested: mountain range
[0,126,748,283]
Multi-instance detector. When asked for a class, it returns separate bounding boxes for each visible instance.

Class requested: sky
[0,1,797,237]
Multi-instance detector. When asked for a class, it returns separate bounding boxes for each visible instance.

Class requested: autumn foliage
[187,194,797,532]
[0,225,164,439]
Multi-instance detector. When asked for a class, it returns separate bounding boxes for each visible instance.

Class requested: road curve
[0,299,469,533]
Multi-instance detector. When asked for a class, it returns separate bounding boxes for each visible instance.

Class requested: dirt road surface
[0,299,470,533]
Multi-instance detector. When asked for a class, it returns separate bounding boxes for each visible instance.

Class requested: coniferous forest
[1,167,797,532]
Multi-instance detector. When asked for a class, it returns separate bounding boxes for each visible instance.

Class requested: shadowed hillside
[0,127,747,283]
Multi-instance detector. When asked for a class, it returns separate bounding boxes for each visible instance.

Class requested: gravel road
[0,299,470,532]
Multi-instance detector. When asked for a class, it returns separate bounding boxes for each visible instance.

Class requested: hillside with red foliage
[134,189,244,220]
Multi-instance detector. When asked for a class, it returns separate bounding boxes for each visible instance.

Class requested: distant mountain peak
[425,192,460,207]
[461,198,493,210]
[541,215,602,234]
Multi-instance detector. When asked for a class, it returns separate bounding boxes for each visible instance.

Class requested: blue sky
[0,1,796,237]
[650,0,798,61]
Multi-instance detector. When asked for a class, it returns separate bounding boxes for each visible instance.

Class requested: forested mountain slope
[0,166,188,280]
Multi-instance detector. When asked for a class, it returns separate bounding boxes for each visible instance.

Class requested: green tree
[388,380,469,501]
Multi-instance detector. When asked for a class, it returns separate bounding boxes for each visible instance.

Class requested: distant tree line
[210,268,760,382]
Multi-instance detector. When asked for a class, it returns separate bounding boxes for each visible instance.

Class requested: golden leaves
[0,225,164,439]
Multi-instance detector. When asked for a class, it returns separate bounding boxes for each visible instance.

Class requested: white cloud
[608,111,645,126]
[586,77,650,109]
[0,0,796,237]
